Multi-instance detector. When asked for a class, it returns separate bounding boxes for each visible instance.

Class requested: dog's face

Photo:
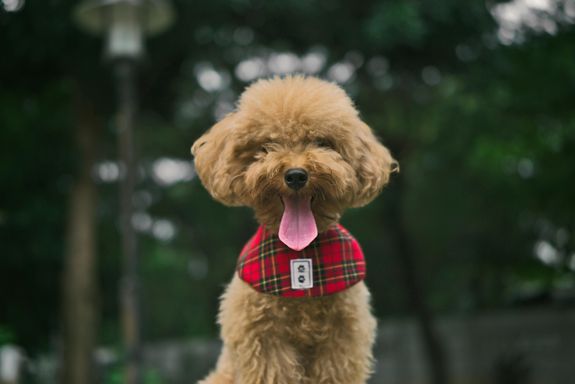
[192,77,397,250]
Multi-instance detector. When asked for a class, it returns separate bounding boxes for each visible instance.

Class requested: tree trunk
[61,87,99,384]
[391,174,449,384]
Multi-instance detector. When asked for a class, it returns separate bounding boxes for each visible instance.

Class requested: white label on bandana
[290,259,313,289]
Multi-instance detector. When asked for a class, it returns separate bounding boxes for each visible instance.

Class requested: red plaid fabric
[237,224,366,298]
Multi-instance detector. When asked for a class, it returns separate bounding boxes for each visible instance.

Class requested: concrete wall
[373,309,575,384]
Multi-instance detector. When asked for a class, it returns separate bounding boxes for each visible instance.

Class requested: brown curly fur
[192,76,397,384]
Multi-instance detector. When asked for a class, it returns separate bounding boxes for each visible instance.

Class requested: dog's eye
[259,142,277,155]
[314,139,334,149]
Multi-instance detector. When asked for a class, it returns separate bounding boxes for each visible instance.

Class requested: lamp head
[74,0,174,60]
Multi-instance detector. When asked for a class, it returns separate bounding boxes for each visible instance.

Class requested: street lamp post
[115,56,140,384]
[73,2,174,383]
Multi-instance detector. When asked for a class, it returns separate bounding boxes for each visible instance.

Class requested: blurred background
[1,0,574,383]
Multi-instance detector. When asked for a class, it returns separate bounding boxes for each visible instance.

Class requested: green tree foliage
[1,0,573,360]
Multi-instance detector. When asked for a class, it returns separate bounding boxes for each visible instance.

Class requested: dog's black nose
[284,168,308,190]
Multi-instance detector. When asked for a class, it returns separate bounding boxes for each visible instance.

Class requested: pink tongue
[279,196,318,251]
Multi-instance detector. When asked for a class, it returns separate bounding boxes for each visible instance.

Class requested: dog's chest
[266,294,350,347]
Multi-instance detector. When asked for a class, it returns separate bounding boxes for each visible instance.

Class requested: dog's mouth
[278,194,318,251]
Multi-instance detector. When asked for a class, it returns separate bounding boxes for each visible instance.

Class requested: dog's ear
[191,113,245,206]
[350,121,398,207]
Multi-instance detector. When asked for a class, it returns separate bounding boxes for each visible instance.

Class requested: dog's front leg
[218,275,304,384]
[230,336,303,384]
[305,284,377,384]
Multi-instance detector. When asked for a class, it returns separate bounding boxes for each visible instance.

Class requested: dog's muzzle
[284,168,308,190]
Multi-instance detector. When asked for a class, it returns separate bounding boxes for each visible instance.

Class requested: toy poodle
[191,76,397,384]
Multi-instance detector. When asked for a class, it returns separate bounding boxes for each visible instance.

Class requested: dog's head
[192,76,397,250]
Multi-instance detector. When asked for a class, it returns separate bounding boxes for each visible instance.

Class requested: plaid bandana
[237,224,366,298]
